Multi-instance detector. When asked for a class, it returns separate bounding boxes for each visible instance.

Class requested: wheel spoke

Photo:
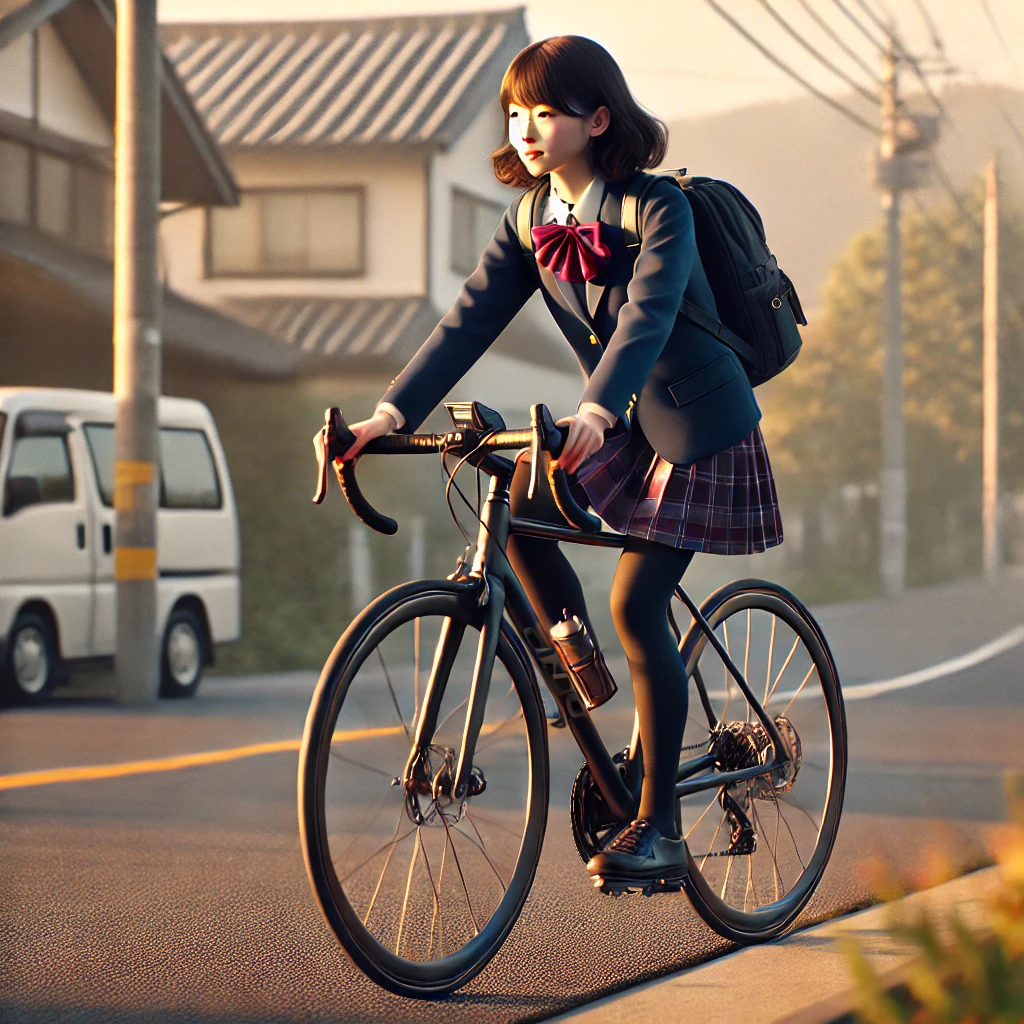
[764,636,801,704]
[467,809,525,842]
[457,813,509,893]
[768,782,807,872]
[781,664,818,717]
[684,791,721,841]
[475,707,525,753]
[700,806,729,871]
[329,749,395,779]
[441,813,480,936]
[765,614,777,704]
[394,830,421,955]
[377,648,411,741]
[751,797,785,901]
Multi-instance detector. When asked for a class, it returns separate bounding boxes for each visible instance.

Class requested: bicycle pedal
[592,874,683,897]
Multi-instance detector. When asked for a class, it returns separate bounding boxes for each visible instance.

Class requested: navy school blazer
[378,174,761,465]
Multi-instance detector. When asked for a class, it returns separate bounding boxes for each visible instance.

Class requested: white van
[0,388,241,704]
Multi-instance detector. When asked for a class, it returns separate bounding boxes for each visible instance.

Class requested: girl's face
[507,102,609,178]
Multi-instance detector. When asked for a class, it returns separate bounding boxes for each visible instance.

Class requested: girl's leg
[610,535,694,837]
[506,455,597,639]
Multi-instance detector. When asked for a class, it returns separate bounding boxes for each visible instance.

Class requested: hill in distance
[664,83,1024,309]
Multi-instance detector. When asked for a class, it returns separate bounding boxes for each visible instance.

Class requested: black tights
[508,459,694,837]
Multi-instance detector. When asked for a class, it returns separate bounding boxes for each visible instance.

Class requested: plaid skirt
[574,420,784,555]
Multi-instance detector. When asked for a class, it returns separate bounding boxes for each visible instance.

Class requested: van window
[83,423,115,505]
[160,429,221,509]
[0,412,7,450]
[83,424,222,510]
[4,434,75,514]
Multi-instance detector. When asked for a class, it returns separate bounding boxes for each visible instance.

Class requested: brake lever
[312,408,357,504]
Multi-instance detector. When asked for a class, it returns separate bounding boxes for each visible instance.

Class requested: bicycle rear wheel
[298,581,548,998]
[674,579,846,942]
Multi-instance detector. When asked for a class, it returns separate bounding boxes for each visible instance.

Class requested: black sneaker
[586,819,686,894]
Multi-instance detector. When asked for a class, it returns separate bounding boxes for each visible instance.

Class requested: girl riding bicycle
[339,35,783,889]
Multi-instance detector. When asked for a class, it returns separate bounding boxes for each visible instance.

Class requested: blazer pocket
[667,356,742,408]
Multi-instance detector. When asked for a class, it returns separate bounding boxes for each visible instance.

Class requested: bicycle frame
[406,454,790,826]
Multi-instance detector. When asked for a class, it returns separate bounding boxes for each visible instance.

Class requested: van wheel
[2,612,59,705]
[160,608,205,699]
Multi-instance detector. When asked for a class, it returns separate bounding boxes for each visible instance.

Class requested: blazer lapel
[584,186,615,320]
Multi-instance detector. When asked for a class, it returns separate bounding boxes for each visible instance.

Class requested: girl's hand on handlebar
[326,408,396,462]
[552,412,606,475]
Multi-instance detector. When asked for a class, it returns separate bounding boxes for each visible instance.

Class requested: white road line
[841,624,1024,701]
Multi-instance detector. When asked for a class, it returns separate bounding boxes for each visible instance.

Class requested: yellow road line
[0,724,406,792]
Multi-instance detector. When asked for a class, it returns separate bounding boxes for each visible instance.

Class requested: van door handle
[103,524,112,554]
[76,523,86,549]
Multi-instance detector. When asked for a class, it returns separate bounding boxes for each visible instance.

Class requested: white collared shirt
[545,173,605,227]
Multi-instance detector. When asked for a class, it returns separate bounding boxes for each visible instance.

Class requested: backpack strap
[620,169,687,248]
[623,169,760,368]
[514,181,548,252]
[679,299,760,368]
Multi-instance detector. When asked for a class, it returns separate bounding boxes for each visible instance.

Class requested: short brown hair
[491,36,668,188]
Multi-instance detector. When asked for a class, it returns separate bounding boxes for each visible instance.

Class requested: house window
[450,187,505,276]
[0,139,31,225]
[206,189,363,277]
[35,151,72,238]
[26,148,113,255]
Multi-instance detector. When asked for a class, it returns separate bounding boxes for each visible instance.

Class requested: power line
[928,153,979,230]
[978,0,1021,80]
[704,0,878,134]
[831,0,886,53]
[793,0,882,85]
[910,0,945,54]
[755,0,879,103]
[850,0,947,118]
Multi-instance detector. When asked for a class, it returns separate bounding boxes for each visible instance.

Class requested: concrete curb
[547,867,1000,1024]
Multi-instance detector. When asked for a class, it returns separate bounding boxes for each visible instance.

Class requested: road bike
[298,400,847,999]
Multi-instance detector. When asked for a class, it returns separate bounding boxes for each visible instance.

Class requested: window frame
[203,185,366,280]
[82,423,224,511]
[3,430,76,515]
[449,186,506,277]
[158,427,223,511]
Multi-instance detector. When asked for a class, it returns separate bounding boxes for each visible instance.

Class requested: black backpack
[622,170,806,386]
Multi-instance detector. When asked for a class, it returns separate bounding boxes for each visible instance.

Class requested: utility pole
[982,153,1000,580]
[878,35,907,598]
[113,0,162,704]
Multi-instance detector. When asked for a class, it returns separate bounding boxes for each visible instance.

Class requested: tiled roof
[161,9,527,148]
[218,295,437,366]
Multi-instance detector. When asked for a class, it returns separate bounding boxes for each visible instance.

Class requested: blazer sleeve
[578,179,695,419]
[377,200,539,433]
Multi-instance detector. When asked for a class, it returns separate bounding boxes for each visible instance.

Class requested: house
[160,8,582,422]
[0,0,298,391]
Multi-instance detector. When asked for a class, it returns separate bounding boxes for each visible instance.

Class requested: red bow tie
[531,220,611,284]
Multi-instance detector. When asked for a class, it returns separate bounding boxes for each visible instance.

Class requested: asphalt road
[1,633,1022,1024]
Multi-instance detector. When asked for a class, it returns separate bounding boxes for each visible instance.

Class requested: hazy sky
[157,0,1024,121]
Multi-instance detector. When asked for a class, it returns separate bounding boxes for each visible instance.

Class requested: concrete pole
[349,522,373,615]
[879,35,907,598]
[113,0,162,704]
[982,154,1000,580]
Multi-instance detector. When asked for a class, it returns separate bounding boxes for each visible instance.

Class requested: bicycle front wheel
[675,579,847,943]
[298,581,548,998]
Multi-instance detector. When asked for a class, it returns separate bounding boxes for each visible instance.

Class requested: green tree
[759,184,1024,587]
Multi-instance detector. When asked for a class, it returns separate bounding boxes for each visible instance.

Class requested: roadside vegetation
[759,185,1024,602]
[844,776,1024,1022]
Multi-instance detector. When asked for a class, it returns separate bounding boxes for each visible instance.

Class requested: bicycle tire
[298,580,549,998]
[675,579,847,943]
